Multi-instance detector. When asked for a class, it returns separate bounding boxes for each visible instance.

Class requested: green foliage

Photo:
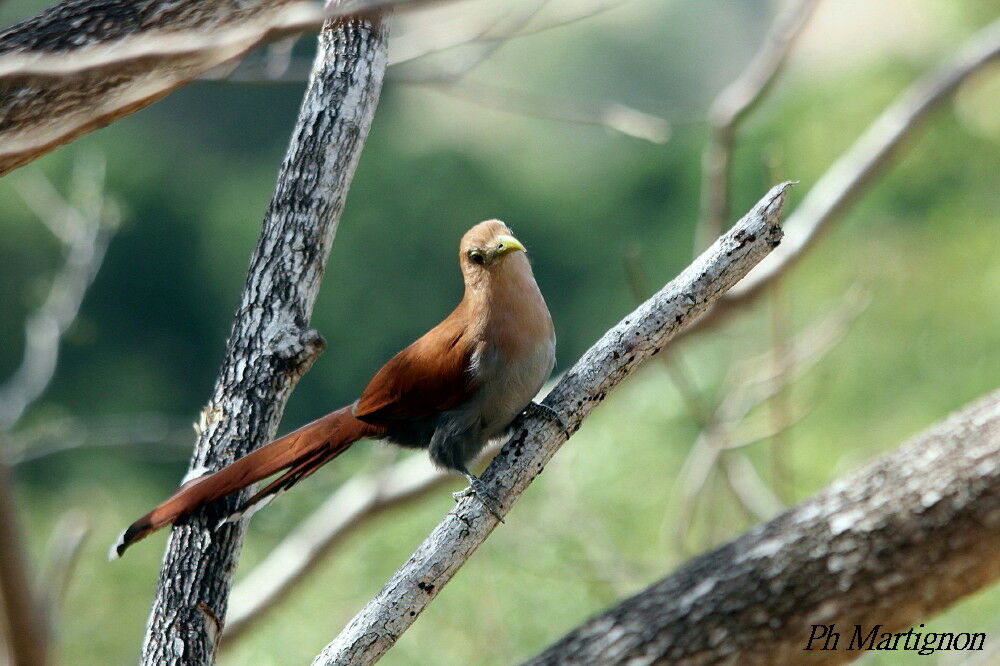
[1,1,998,663]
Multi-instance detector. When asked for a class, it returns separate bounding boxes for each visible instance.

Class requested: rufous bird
[111,220,556,558]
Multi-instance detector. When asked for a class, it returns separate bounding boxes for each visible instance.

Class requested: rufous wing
[354,313,480,424]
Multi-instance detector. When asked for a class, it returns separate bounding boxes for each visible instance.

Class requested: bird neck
[461,253,552,352]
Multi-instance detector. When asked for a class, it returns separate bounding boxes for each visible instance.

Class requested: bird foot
[524,401,571,437]
[453,475,505,523]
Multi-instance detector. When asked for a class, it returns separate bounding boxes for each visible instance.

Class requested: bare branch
[674,286,866,545]
[684,15,1000,338]
[390,0,634,69]
[398,0,550,84]
[8,413,191,465]
[696,0,821,253]
[136,9,390,663]
[528,388,1000,665]
[223,450,459,643]
[0,156,120,430]
[310,182,791,666]
[720,449,783,520]
[0,459,48,666]
[420,80,669,143]
[38,510,89,634]
[0,0,439,175]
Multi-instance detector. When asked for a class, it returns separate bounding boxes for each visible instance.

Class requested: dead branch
[695,0,821,253]
[223,450,462,643]
[309,182,791,666]
[389,0,632,69]
[38,510,89,635]
[8,413,191,465]
[135,7,390,663]
[0,156,120,430]
[0,156,118,665]
[674,287,867,542]
[420,80,669,143]
[0,0,437,176]
[684,15,1000,339]
[527,388,1000,665]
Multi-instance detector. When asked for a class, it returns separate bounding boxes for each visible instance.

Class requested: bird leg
[453,470,505,523]
[524,401,570,437]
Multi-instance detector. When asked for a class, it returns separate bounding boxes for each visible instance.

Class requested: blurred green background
[1,0,998,663]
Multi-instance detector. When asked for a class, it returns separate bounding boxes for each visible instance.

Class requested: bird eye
[468,250,485,265]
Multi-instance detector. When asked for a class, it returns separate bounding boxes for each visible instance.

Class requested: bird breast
[468,258,555,437]
[470,335,555,438]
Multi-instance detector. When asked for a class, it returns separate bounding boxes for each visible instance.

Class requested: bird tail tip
[108,520,151,561]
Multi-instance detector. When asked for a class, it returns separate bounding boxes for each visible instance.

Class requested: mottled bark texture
[0,0,327,176]
[138,13,388,666]
[309,183,791,666]
[528,390,1000,666]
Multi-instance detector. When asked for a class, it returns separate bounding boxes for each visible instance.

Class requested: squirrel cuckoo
[111,220,556,558]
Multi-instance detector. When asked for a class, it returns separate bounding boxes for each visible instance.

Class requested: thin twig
[673,287,867,544]
[767,279,792,500]
[0,156,121,430]
[414,80,670,143]
[695,0,821,253]
[38,510,89,635]
[8,413,192,465]
[397,0,550,84]
[310,183,791,666]
[207,0,635,83]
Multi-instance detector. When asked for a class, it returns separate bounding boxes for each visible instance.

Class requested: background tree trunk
[527,389,1000,665]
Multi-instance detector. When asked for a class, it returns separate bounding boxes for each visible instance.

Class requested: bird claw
[524,401,571,437]
[454,476,505,523]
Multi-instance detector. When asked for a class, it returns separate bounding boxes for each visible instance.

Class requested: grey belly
[425,338,555,472]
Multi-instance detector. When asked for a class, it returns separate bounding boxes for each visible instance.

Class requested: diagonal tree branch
[527,388,1000,665]
[0,0,435,176]
[223,449,458,643]
[419,80,670,143]
[0,156,120,430]
[220,10,992,628]
[310,182,792,666]
[135,7,390,664]
[682,15,1000,341]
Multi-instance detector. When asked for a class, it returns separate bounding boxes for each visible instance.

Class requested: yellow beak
[494,234,526,257]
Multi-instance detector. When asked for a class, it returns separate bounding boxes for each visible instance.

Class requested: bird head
[459,220,526,273]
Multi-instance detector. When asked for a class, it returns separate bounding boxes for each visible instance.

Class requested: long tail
[110,405,379,559]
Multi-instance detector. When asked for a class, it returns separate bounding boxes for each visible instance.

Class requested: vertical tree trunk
[138,12,389,665]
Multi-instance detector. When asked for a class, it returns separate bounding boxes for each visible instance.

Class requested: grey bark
[527,389,1000,666]
[0,0,311,176]
[0,0,428,176]
[138,11,389,666]
[310,183,792,666]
